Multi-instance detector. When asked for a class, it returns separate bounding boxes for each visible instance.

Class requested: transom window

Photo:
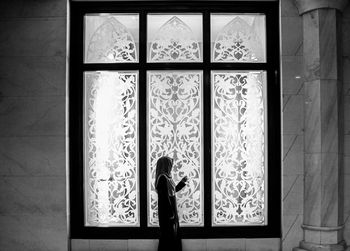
[69,1,280,239]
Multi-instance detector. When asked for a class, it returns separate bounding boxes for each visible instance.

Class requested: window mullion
[139,10,148,229]
[203,10,212,229]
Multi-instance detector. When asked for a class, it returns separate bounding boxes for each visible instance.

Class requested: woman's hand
[180,176,188,183]
[175,176,188,192]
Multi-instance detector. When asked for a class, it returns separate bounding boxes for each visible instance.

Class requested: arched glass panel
[147,14,202,62]
[211,71,267,226]
[85,14,139,63]
[84,71,139,226]
[211,14,266,62]
[147,71,204,226]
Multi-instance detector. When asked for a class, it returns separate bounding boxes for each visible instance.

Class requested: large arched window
[69,1,280,239]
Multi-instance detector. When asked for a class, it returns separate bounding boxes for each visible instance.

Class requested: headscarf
[155,156,176,196]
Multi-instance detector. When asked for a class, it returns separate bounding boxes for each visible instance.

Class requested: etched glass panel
[84,71,139,226]
[147,14,202,62]
[148,71,203,226]
[85,14,139,63]
[211,71,267,226]
[211,14,266,62]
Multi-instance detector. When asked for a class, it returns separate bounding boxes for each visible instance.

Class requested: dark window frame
[69,1,281,239]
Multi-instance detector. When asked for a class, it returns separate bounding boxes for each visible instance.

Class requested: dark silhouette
[155,156,188,251]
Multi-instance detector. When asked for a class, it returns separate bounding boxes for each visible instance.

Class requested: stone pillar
[293,0,348,250]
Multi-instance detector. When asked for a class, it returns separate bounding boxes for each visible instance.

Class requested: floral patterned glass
[211,14,266,62]
[147,14,203,62]
[85,14,139,63]
[84,71,139,226]
[147,71,203,226]
[211,71,267,226]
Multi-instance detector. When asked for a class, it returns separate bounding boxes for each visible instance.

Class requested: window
[69,1,280,239]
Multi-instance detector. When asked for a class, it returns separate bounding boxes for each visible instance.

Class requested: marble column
[293,0,348,251]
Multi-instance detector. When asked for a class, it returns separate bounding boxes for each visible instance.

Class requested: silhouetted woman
[155,156,188,251]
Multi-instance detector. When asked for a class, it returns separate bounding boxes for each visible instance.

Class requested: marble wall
[343,3,350,247]
[0,0,349,250]
[280,0,304,250]
[0,0,68,250]
[71,238,281,251]
[281,0,350,249]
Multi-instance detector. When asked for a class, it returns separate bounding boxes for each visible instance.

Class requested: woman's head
[155,156,173,178]
[155,156,176,194]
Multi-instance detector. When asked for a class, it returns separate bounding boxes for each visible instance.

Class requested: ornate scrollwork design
[149,16,201,62]
[212,72,265,225]
[213,17,264,62]
[148,71,203,226]
[85,71,138,226]
[87,17,137,63]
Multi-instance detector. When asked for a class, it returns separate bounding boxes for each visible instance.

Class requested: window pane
[211,14,266,62]
[211,71,267,226]
[84,71,139,226]
[84,14,139,63]
[148,71,203,226]
[147,14,203,62]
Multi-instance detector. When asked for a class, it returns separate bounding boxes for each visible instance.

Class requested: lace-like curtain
[84,71,139,226]
[211,14,266,62]
[147,71,204,226]
[212,71,266,225]
[148,15,202,62]
[85,14,139,63]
